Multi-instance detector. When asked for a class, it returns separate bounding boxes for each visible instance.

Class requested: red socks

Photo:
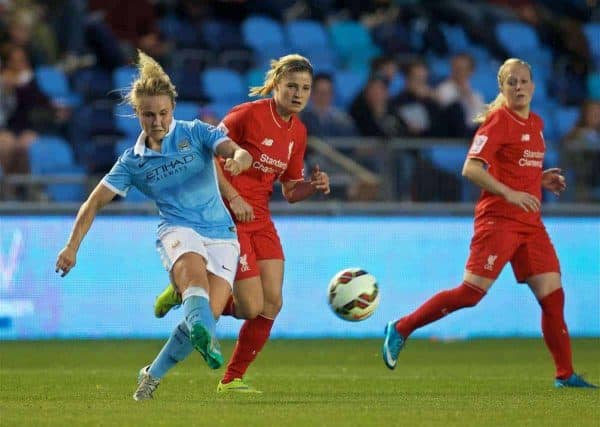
[395,282,485,338]
[222,315,274,383]
[539,288,573,379]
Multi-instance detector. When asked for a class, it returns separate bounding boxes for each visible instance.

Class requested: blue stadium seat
[71,67,113,101]
[242,15,288,67]
[201,68,246,104]
[428,144,467,175]
[113,66,137,91]
[554,106,580,141]
[35,66,81,107]
[533,103,558,146]
[427,55,451,84]
[495,21,540,56]
[388,73,405,97]
[588,72,600,100]
[334,69,369,108]
[440,24,471,53]
[114,104,139,138]
[285,20,330,52]
[174,101,200,121]
[583,23,600,67]
[470,67,499,103]
[206,102,234,121]
[329,21,381,69]
[115,138,132,158]
[28,136,86,202]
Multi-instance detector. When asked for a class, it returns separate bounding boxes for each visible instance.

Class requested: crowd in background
[0,0,598,202]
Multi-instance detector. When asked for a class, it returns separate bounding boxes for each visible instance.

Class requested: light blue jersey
[102,119,235,239]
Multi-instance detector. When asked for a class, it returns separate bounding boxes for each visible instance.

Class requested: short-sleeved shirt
[218,98,307,231]
[102,119,236,239]
[467,106,546,228]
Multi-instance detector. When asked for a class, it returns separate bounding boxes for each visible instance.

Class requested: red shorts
[465,219,560,283]
[235,222,284,281]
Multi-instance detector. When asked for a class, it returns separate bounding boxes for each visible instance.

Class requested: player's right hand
[505,190,540,212]
[55,246,77,277]
[229,195,255,223]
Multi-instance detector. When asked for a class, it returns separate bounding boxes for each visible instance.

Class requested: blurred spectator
[434,52,485,137]
[0,43,70,134]
[0,129,35,200]
[301,73,357,138]
[88,0,170,63]
[349,73,399,138]
[390,59,447,137]
[561,100,600,201]
[0,3,59,66]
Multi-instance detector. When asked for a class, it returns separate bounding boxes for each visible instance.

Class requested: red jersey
[467,106,546,227]
[219,98,307,230]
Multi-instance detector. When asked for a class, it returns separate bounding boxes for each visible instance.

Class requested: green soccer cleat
[154,283,182,318]
[217,378,263,394]
[190,323,224,369]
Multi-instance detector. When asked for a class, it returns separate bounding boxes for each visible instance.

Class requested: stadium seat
[158,15,203,48]
[35,66,81,107]
[202,19,246,51]
[201,68,246,104]
[174,101,200,121]
[333,69,369,109]
[114,138,132,158]
[495,21,540,57]
[583,23,600,67]
[285,20,330,52]
[113,66,137,91]
[427,55,451,84]
[28,136,86,202]
[440,24,471,53]
[206,102,234,121]
[588,72,600,100]
[242,15,288,67]
[329,21,381,69]
[470,67,499,103]
[428,144,467,175]
[554,106,580,141]
[114,104,139,139]
[71,67,113,101]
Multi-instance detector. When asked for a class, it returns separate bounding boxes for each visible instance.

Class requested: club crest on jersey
[469,134,488,154]
[177,139,191,152]
[521,134,530,142]
[261,138,274,146]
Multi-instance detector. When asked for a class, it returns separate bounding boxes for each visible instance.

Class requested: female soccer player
[54,50,252,400]
[154,54,331,393]
[382,58,597,389]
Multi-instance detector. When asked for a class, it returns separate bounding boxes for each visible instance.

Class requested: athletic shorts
[235,222,284,281]
[465,219,560,283]
[156,226,240,287]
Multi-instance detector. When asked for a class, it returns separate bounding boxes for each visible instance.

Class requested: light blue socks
[182,286,216,336]
[148,322,193,379]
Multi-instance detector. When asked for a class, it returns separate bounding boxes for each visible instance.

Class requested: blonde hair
[474,58,533,124]
[124,50,177,110]
[249,54,313,97]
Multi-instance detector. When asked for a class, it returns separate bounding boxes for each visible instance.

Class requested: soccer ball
[327,268,379,321]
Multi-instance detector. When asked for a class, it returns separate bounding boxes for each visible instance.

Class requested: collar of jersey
[133,119,177,156]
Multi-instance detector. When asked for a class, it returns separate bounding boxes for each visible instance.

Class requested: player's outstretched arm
[55,184,116,277]
[282,164,330,204]
[214,158,254,223]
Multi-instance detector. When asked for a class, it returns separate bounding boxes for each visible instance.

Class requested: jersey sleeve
[219,104,250,144]
[280,131,307,182]
[101,156,132,197]
[467,110,506,165]
[190,120,229,152]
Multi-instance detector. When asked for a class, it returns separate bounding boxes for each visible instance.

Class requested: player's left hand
[310,164,330,195]
[542,168,566,196]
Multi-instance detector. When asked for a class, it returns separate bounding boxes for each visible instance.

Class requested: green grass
[1,338,599,427]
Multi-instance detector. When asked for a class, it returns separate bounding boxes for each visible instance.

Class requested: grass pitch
[1,338,598,427]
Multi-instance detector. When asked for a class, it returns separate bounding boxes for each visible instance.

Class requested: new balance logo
[261,138,274,146]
